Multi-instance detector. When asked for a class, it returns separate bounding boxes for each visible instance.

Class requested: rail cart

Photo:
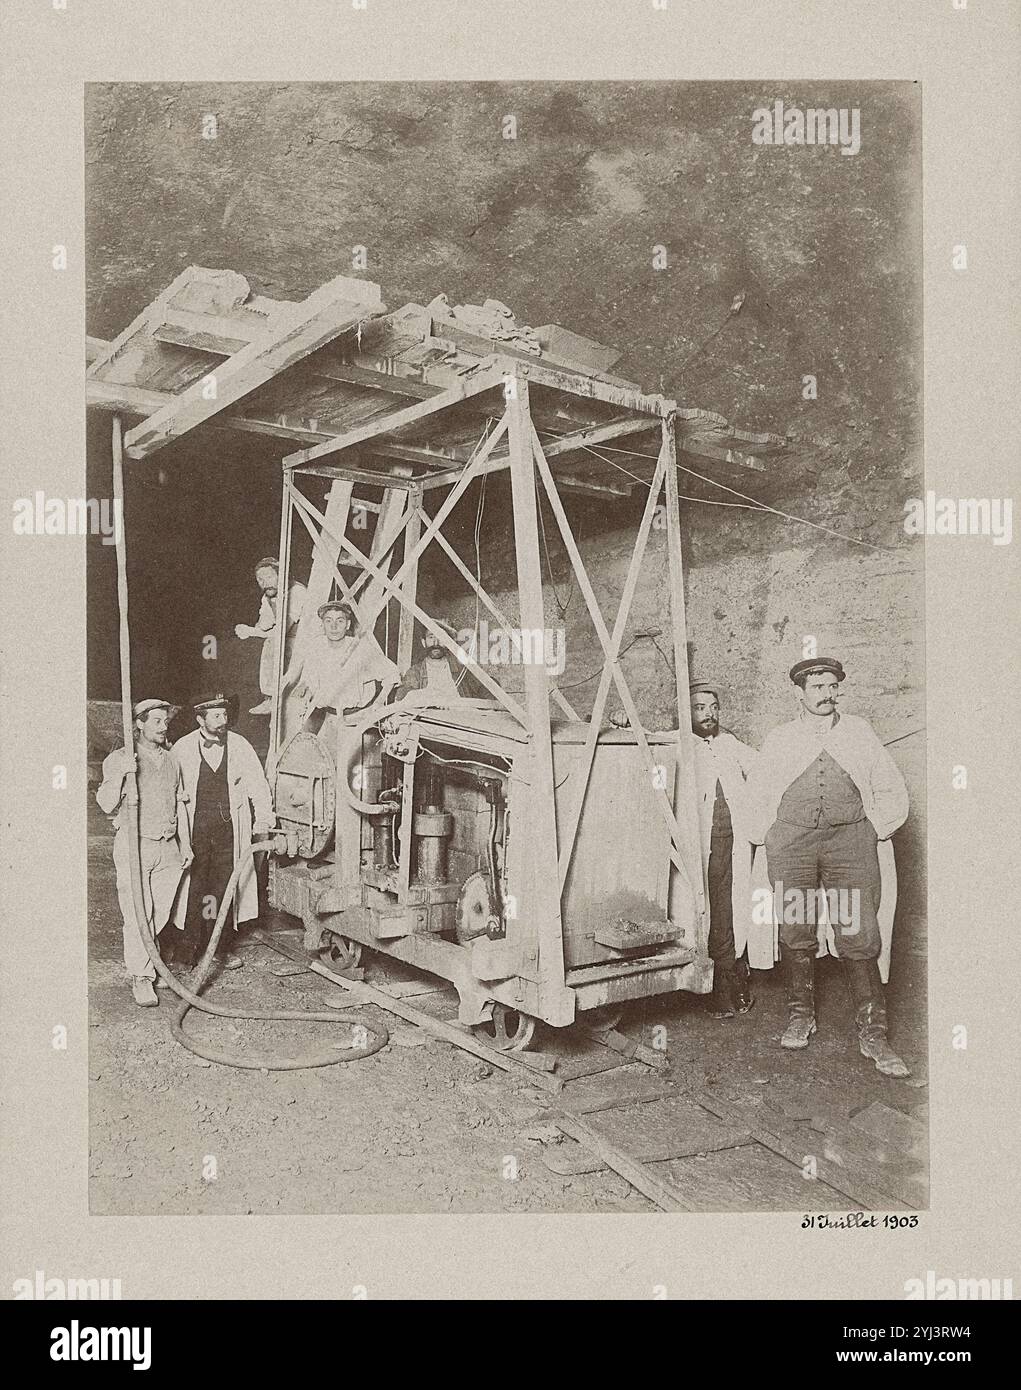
[88,267,787,1051]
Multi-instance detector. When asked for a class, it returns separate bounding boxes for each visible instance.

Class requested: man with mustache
[95,699,192,1007]
[689,679,759,1018]
[235,556,307,716]
[169,694,273,973]
[746,658,911,1075]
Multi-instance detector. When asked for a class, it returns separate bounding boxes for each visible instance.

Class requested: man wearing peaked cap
[689,678,760,1017]
[745,656,911,1075]
[168,692,273,974]
[95,699,192,1008]
[282,597,400,736]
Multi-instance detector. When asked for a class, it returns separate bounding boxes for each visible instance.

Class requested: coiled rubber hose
[111,414,389,1070]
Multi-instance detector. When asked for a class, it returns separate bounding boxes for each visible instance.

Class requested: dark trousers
[707,830,736,970]
[764,818,881,960]
[170,841,236,968]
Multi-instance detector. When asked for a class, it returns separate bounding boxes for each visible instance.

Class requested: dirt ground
[88,800,928,1216]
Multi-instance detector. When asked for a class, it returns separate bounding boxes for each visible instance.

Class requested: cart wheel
[586,1005,625,1036]
[321,934,362,971]
[472,1003,537,1053]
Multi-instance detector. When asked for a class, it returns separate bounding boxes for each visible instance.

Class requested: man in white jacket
[746,657,910,1076]
[690,680,759,1018]
[168,693,274,973]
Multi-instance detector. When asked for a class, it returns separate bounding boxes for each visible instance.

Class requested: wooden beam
[662,418,708,931]
[283,362,507,468]
[506,383,567,1013]
[124,275,383,458]
[515,359,671,417]
[552,1110,694,1212]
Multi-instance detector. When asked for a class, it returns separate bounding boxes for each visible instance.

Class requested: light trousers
[113,829,184,979]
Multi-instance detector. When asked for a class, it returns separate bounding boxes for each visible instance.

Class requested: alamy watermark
[903,492,1012,545]
[752,100,861,157]
[11,492,122,545]
[456,619,566,677]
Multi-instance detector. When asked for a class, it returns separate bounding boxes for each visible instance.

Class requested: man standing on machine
[689,679,759,1018]
[96,698,192,1008]
[234,556,307,716]
[169,693,273,974]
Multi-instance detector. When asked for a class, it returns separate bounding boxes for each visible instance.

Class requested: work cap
[689,677,721,699]
[789,657,846,684]
[318,600,356,621]
[133,698,175,718]
[192,692,238,716]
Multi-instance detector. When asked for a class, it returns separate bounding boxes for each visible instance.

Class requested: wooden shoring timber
[506,383,568,1014]
[662,417,708,927]
[429,527,581,723]
[530,425,697,900]
[283,361,508,468]
[124,275,384,459]
[516,359,673,418]
[269,479,295,763]
[550,448,668,892]
[336,415,510,636]
[289,484,529,727]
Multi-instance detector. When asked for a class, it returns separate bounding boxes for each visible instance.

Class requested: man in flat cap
[234,556,307,715]
[169,694,273,973]
[96,699,192,1007]
[746,657,911,1075]
[689,679,760,1017]
[283,600,400,733]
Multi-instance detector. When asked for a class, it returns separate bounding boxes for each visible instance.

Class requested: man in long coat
[689,679,761,1017]
[167,693,273,972]
[746,657,910,1076]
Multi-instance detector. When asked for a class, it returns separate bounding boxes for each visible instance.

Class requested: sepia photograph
[82,79,929,1217]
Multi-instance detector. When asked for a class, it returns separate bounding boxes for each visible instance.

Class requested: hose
[111,414,389,1070]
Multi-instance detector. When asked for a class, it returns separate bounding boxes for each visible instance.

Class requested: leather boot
[780,947,817,1049]
[842,958,911,1078]
[706,962,736,1018]
[732,957,755,1014]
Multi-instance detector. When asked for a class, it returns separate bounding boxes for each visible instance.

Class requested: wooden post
[506,379,570,1022]
[269,476,294,764]
[662,415,707,933]
[397,506,422,675]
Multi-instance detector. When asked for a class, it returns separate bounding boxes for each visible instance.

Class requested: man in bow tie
[168,694,273,974]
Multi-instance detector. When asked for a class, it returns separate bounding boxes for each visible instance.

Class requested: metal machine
[266,355,713,1051]
[87,267,788,1053]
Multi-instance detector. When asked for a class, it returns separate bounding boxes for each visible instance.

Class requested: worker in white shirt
[746,657,910,1076]
[689,680,759,1017]
[282,600,400,734]
[95,698,192,1008]
[234,556,307,715]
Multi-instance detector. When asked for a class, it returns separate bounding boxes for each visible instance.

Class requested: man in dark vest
[747,658,911,1076]
[168,694,273,973]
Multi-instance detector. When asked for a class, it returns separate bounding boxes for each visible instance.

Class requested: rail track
[252,927,926,1215]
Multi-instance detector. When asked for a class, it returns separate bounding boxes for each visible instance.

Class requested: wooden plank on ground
[251,928,562,1091]
[551,1110,696,1211]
